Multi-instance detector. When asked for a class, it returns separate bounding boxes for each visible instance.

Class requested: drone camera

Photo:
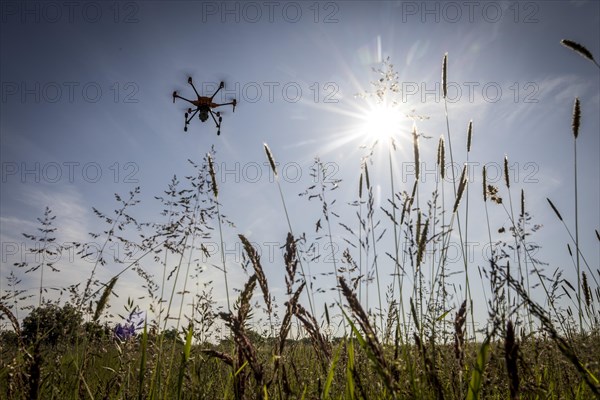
[199,108,209,122]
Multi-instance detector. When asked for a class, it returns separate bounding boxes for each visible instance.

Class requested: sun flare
[361,103,404,143]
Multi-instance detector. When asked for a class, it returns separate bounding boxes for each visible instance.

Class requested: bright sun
[361,103,404,143]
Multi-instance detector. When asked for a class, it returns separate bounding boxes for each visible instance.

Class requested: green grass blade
[342,309,395,396]
[138,320,148,400]
[322,342,341,400]
[177,326,193,400]
[346,339,356,400]
[234,361,248,377]
[466,337,490,400]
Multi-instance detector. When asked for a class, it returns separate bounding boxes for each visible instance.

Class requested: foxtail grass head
[264,143,278,178]
[483,166,487,202]
[503,155,510,189]
[467,120,473,152]
[437,136,445,179]
[453,164,468,213]
[572,98,581,139]
[363,162,371,190]
[358,172,363,199]
[442,53,448,99]
[412,125,420,180]
[561,39,597,64]
[546,198,563,221]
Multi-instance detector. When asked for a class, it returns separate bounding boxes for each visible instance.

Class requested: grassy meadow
[1,42,600,399]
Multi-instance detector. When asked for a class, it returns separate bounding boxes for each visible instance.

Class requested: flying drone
[172,77,237,135]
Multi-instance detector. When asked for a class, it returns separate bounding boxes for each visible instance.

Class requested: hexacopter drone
[172,77,237,135]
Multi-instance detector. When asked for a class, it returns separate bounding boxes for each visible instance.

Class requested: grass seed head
[416,219,428,269]
[546,198,564,221]
[572,97,581,139]
[483,166,487,202]
[207,153,218,198]
[582,272,592,308]
[239,235,272,314]
[264,143,278,177]
[413,125,420,180]
[454,300,467,366]
[442,53,448,98]
[561,39,596,63]
[467,120,473,152]
[504,155,510,188]
[453,164,468,213]
[437,136,445,179]
[359,172,363,199]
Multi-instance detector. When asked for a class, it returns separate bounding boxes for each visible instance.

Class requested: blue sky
[1,1,599,334]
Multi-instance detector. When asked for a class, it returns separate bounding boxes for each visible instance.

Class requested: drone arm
[187,78,201,99]
[213,100,237,112]
[209,82,225,101]
[173,93,196,105]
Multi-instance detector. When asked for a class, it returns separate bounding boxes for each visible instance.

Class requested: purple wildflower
[113,309,145,341]
[113,322,136,341]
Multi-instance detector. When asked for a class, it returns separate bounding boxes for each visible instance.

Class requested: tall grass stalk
[546,198,598,286]
[387,140,409,347]
[321,162,346,333]
[519,190,534,332]
[264,143,316,317]
[162,155,222,397]
[442,53,474,338]
[358,170,364,305]
[209,153,231,313]
[362,160,385,335]
[503,155,523,321]
[572,98,582,333]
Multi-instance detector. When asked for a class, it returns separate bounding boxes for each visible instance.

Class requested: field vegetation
[1,41,599,399]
